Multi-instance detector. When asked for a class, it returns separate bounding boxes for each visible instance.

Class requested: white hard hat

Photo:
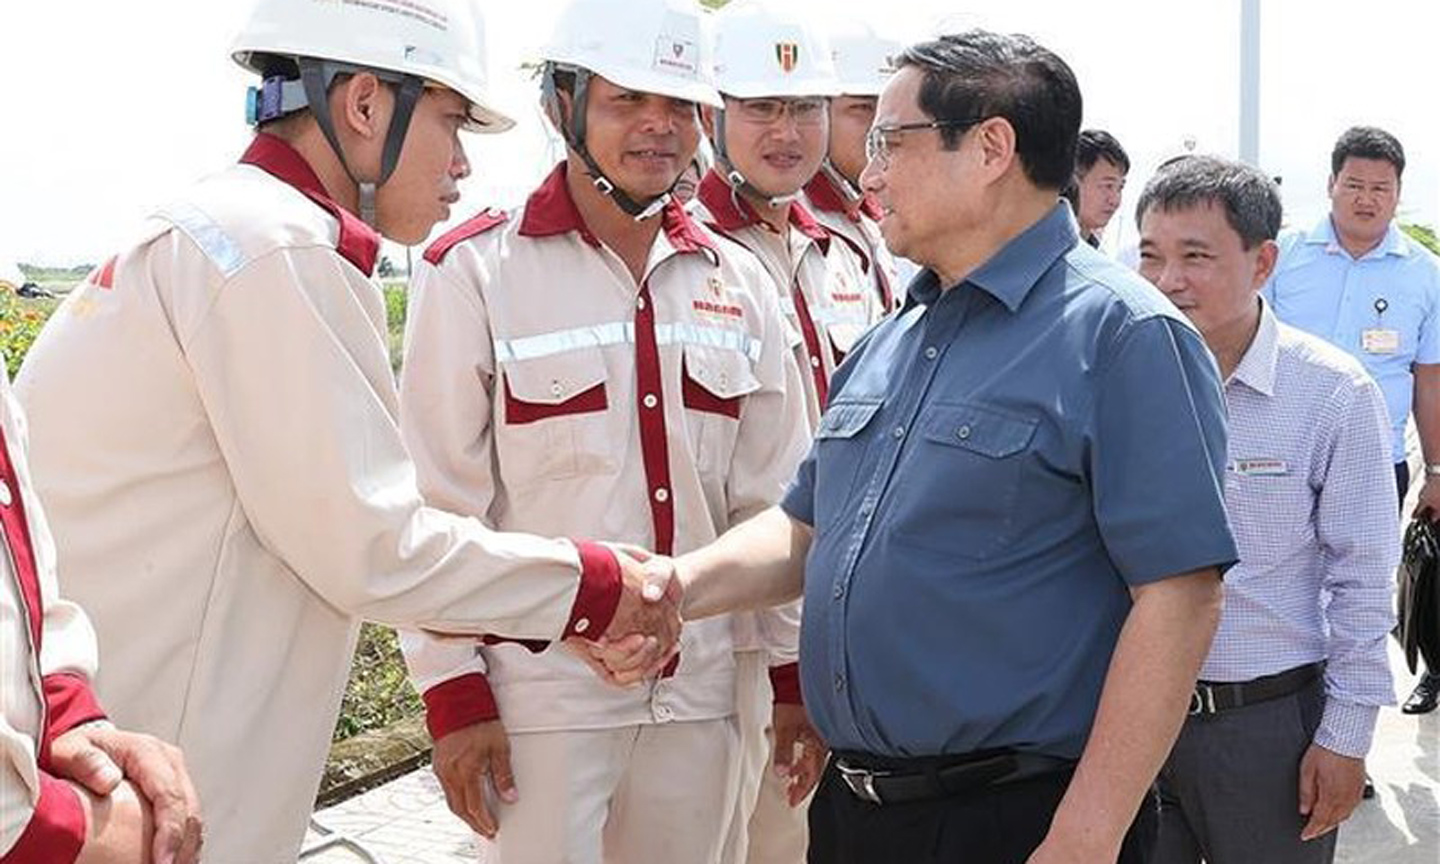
[541,0,722,108]
[232,0,514,132]
[828,19,903,97]
[711,0,841,99]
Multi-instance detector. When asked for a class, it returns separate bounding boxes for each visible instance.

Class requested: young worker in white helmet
[13,1,681,860]
[395,0,810,861]
[696,0,886,433]
[687,3,887,863]
[803,19,906,312]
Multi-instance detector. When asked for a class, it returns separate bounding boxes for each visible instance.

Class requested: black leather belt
[833,749,1074,806]
[1189,662,1323,716]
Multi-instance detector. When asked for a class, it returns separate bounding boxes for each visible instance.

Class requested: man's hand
[50,724,202,864]
[1413,475,1440,521]
[431,720,517,839]
[1298,744,1365,841]
[772,704,826,806]
[582,549,683,685]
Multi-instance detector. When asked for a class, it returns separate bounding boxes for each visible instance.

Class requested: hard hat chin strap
[297,58,425,228]
[541,62,673,222]
[819,158,864,206]
[712,108,799,210]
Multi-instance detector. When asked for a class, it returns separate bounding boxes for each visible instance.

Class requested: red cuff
[769,663,803,705]
[422,673,500,741]
[565,541,622,642]
[4,773,86,864]
[39,672,106,768]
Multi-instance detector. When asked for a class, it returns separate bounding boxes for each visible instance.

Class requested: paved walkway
[302,641,1436,863]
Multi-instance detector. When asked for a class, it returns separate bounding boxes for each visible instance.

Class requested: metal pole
[1239,0,1261,165]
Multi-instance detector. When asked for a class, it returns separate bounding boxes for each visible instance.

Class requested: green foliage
[0,291,58,378]
[333,623,423,742]
[699,0,730,7]
[19,263,93,281]
[1401,223,1440,256]
[383,280,408,371]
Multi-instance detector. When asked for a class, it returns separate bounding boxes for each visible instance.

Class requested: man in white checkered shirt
[1136,155,1398,864]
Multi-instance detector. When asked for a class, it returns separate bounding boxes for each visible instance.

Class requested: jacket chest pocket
[681,343,761,478]
[498,348,614,480]
[893,402,1038,560]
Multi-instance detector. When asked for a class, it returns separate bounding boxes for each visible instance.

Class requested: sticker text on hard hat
[654,36,699,77]
[338,0,449,33]
[776,43,800,73]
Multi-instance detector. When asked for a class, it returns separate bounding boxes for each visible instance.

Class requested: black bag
[1399,518,1440,674]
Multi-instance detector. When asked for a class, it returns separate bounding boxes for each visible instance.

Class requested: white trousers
[720,651,809,864]
[496,718,739,864]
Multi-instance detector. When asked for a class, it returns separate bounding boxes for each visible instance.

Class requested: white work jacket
[14,136,624,863]
[803,172,902,312]
[692,169,886,430]
[0,367,106,864]
[400,164,812,740]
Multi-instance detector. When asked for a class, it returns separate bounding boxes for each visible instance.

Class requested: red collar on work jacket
[518,162,718,257]
[804,172,884,223]
[697,168,832,253]
[239,134,380,277]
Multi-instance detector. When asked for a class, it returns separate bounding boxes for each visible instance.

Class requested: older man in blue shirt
[1262,126,1440,715]
[631,31,1238,864]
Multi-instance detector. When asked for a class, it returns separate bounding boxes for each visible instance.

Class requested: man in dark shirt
[609,30,1237,864]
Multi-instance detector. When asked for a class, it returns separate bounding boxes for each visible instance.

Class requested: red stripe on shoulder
[424,209,509,266]
[91,256,118,290]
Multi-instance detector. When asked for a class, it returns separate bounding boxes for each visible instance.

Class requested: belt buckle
[1189,683,1217,716]
[836,760,885,804]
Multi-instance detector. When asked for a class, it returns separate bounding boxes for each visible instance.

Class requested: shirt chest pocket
[681,343,762,478]
[1223,469,1315,567]
[893,402,1038,561]
[812,399,884,517]
[498,348,614,480]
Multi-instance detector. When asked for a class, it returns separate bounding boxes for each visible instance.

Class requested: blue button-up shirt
[782,203,1238,759]
[1262,217,1440,462]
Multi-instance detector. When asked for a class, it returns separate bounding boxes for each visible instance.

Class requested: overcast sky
[2,0,1436,266]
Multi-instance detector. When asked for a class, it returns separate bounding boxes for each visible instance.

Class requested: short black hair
[894,30,1081,190]
[1331,126,1405,179]
[1076,129,1129,175]
[1136,155,1281,250]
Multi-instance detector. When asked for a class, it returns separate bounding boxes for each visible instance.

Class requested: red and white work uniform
[803,172,901,313]
[691,168,886,864]
[14,135,626,864]
[400,163,811,864]
[0,367,107,864]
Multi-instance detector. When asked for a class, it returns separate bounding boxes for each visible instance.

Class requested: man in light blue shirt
[1262,126,1440,715]
[1141,155,1397,864]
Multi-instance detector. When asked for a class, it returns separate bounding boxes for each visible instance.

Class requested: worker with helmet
[686,3,887,863]
[396,0,809,861]
[696,0,886,433]
[803,18,906,312]
[13,1,680,860]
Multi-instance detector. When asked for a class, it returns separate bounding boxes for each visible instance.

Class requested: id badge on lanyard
[1363,297,1400,355]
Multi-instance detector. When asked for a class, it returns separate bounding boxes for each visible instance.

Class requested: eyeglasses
[731,97,829,126]
[865,119,984,170]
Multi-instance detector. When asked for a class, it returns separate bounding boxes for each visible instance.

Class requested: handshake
[568,544,686,686]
